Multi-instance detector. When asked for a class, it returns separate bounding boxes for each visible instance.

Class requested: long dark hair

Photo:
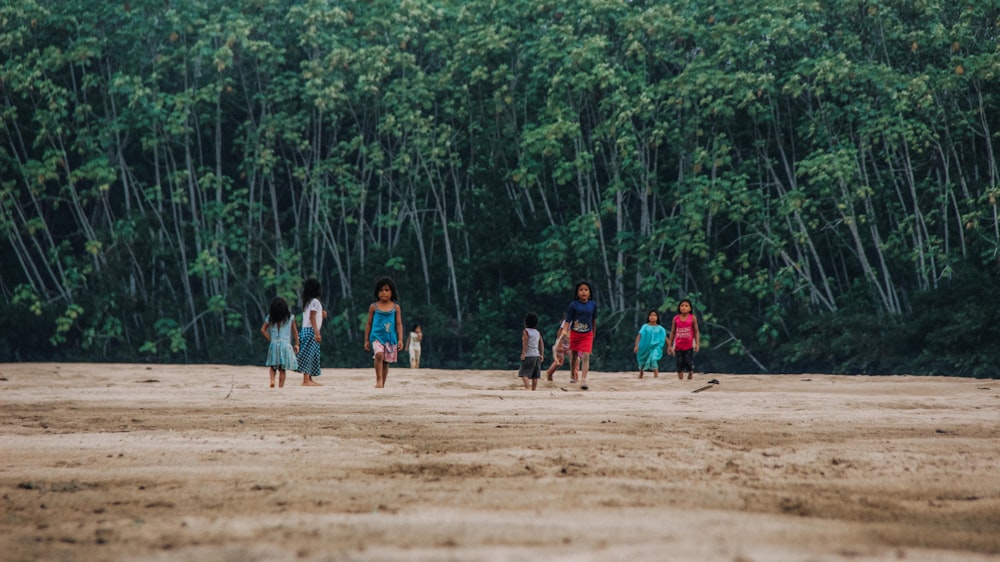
[302,277,322,306]
[268,297,291,327]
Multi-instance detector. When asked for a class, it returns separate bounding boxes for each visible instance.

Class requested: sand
[1,363,998,561]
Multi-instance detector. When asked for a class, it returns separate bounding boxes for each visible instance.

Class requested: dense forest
[2,0,999,376]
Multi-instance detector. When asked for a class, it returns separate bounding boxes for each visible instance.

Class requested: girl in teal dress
[633,309,666,379]
[260,297,299,388]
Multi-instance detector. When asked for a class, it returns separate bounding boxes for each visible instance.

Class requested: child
[667,299,701,380]
[545,322,570,381]
[364,276,404,388]
[633,308,667,379]
[518,313,545,390]
[260,297,300,388]
[406,322,423,369]
[295,277,325,386]
[563,281,597,390]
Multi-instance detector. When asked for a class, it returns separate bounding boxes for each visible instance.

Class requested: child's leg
[531,377,538,390]
[269,367,276,388]
[579,353,590,384]
[638,368,644,379]
[278,369,286,387]
[569,351,578,382]
[374,353,385,387]
[381,362,390,387]
[521,375,530,390]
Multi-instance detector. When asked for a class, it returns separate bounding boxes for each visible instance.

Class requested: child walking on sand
[260,297,299,388]
[518,313,545,391]
[406,322,423,369]
[563,281,597,390]
[633,308,666,379]
[545,322,571,381]
[365,276,404,388]
[667,299,701,380]
[295,277,325,386]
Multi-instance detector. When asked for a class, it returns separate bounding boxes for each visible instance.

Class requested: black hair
[268,297,291,327]
[574,280,592,299]
[646,308,660,324]
[373,276,398,301]
[302,277,322,306]
[676,299,693,313]
[411,321,422,332]
[524,312,539,329]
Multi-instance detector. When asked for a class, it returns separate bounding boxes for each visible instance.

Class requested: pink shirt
[672,314,695,351]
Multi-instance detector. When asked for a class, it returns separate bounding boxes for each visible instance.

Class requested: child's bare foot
[687,373,693,380]
[303,379,322,386]
[270,380,275,388]
[654,371,659,378]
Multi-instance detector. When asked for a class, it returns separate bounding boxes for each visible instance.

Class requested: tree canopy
[2,0,999,377]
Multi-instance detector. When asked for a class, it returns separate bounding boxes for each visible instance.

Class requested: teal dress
[636,324,666,370]
[265,315,298,371]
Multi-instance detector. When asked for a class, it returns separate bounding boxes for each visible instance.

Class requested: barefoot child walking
[518,313,545,391]
[667,299,700,380]
[545,322,571,381]
[364,276,404,388]
[633,308,666,379]
[260,297,299,388]
[563,281,597,390]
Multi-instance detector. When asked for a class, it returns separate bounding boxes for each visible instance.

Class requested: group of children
[260,276,422,388]
[263,276,700,391]
[517,281,701,391]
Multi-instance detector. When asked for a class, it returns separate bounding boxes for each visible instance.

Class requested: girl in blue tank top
[364,276,404,388]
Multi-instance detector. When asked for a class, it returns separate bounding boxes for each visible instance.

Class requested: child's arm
[633,331,641,354]
[310,309,321,343]
[363,304,374,352]
[667,318,676,355]
[692,316,701,352]
[291,318,300,352]
[539,333,545,361]
[260,321,270,341]
[395,304,404,349]
[520,329,528,361]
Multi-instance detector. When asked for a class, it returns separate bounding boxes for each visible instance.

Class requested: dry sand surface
[1,363,999,562]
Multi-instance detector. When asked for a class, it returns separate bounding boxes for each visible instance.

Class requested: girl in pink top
[667,299,700,380]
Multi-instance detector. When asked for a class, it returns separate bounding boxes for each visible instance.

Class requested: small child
[563,281,597,390]
[295,277,325,386]
[260,297,299,388]
[364,276,404,388]
[518,313,545,390]
[406,322,423,369]
[545,322,570,381]
[633,308,667,379]
[667,299,701,380]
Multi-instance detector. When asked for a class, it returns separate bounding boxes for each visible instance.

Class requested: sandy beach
[1,363,998,561]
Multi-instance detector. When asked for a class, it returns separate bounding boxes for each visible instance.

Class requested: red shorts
[569,330,594,353]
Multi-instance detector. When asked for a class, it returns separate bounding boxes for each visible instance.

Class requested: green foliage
[1,0,999,378]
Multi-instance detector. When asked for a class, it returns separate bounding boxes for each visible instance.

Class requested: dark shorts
[518,356,542,379]
[675,348,695,372]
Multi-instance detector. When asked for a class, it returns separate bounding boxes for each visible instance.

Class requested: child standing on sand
[633,308,666,379]
[295,277,325,386]
[406,322,423,369]
[667,299,701,380]
[563,281,597,390]
[364,276,404,388]
[518,313,545,391]
[260,297,299,388]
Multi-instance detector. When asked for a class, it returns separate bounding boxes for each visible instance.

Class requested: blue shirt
[564,300,597,333]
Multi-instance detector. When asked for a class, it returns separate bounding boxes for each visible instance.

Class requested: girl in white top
[406,323,423,368]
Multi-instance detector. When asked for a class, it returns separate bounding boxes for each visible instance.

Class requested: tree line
[2,0,999,376]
